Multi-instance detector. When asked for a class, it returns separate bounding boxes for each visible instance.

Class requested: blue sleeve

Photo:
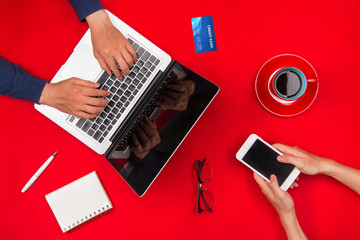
[68,0,104,22]
[0,57,47,104]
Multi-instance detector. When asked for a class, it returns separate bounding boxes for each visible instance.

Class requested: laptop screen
[106,61,219,196]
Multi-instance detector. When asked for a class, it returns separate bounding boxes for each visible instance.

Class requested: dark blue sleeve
[68,0,104,22]
[0,57,47,104]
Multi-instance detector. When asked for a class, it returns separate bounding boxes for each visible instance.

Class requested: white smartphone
[236,134,300,191]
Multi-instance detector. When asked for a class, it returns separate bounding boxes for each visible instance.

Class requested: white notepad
[45,171,112,233]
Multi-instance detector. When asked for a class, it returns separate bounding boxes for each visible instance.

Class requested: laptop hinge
[105,61,177,158]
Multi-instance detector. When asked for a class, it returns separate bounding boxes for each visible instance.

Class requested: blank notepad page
[45,171,112,232]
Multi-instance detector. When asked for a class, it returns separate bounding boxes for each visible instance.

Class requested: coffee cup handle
[307,78,319,83]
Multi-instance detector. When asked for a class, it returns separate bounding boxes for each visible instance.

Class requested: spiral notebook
[45,171,112,233]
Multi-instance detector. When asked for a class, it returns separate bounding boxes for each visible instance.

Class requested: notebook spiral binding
[64,204,112,232]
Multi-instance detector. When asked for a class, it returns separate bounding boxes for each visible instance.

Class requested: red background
[1,0,360,239]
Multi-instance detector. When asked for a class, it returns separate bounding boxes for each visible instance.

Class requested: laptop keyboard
[115,70,181,151]
[68,38,161,144]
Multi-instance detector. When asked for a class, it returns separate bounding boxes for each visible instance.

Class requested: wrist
[278,208,296,221]
[86,9,109,29]
[278,210,307,240]
[39,83,51,106]
[317,157,335,175]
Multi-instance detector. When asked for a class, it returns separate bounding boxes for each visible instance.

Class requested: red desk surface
[1,0,359,239]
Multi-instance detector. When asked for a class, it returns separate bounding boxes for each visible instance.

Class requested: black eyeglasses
[196,158,213,213]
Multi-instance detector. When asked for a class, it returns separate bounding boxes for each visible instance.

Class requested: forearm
[320,158,360,195]
[0,57,47,103]
[279,210,307,240]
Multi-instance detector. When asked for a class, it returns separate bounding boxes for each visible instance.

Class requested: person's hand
[289,177,299,189]
[86,10,137,79]
[254,173,308,240]
[253,173,295,215]
[39,78,109,119]
[273,143,330,175]
[156,80,195,111]
[130,118,161,159]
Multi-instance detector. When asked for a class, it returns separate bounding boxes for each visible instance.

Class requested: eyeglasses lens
[199,189,213,211]
[199,162,212,183]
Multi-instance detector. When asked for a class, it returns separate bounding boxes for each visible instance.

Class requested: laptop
[35,10,219,196]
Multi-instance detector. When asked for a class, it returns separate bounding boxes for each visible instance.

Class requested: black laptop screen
[106,61,219,196]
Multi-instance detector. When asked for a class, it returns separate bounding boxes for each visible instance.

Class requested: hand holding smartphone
[236,134,300,191]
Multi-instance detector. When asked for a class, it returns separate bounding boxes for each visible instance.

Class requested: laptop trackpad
[60,44,101,81]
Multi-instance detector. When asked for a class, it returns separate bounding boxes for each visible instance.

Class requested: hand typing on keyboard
[86,10,137,79]
[156,80,195,111]
[130,118,160,159]
[39,78,110,119]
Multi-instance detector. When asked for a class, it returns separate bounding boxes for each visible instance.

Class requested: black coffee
[274,70,302,99]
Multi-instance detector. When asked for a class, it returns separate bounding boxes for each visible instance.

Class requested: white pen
[21,151,58,193]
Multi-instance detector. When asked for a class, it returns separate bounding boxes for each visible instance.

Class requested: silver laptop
[35,10,171,157]
[36,11,219,196]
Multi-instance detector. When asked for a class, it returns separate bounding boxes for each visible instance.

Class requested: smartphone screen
[243,139,295,185]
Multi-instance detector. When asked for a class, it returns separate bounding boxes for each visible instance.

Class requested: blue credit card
[191,16,217,53]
